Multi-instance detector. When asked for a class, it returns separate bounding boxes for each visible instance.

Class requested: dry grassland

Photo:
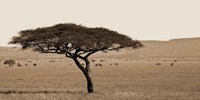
[0,38,200,100]
[0,60,199,100]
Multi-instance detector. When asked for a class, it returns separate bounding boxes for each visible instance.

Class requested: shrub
[49,60,56,62]
[27,60,32,63]
[33,63,37,66]
[99,59,104,62]
[115,63,119,66]
[170,63,174,66]
[4,59,16,67]
[156,63,162,66]
[91,59,96,63]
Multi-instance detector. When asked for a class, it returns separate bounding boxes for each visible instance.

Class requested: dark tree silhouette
[9,23,143,93]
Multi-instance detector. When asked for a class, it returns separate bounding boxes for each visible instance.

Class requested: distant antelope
[17,63,22,67]
[95,63,103,67]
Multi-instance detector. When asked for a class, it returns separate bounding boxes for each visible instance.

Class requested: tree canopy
[10,23,143,58]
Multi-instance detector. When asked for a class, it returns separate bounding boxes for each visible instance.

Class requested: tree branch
[65,54,73,58]
[84,50,98,58]
[73,57,86,74]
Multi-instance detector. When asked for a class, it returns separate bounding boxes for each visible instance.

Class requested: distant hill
[102,37,200,60]
[0,37,200,61]
[141,37,200,58]
[0,47,65,61]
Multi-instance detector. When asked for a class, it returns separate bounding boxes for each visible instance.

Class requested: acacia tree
[9,23,143,93]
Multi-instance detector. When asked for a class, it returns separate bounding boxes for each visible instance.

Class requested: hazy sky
[0,0,200,46]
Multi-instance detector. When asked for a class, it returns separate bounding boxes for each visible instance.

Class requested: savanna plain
[0,38,200,100]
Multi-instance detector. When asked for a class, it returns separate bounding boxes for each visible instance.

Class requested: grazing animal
[17,63,22,67]
[95,63,103,67]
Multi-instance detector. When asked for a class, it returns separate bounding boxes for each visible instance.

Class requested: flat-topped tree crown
[10,23,143,57]
[9,23,143,93]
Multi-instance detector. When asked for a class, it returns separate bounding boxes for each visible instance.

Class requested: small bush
[99,59,104,62]
[91,59,96,63]
[4,59,16,67]
[115,63,119,66]
[49,60,56,62]
[33,63,37,66]
[27,60,32,63]
[156,63,162,66]
[170,63,174,66]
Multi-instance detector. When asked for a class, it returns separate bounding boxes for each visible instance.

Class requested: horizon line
[1,36,199,47]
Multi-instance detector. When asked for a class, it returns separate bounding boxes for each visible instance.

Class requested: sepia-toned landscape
[0,37,200,100]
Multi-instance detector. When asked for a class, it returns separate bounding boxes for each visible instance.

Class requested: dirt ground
[0,59,200,100]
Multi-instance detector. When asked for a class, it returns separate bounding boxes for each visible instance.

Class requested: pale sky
[0,0,200,46]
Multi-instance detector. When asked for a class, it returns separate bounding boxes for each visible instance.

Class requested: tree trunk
[84,71,94,93]
[85,65,94,93]
[84,58,94,93]
[73,57,94,93]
